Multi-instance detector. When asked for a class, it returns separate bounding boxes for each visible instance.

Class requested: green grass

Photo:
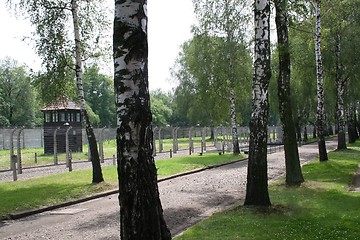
[0,166,118,217]
[175,142,360,240]
[0,152,244,218]
[156,152,243,177]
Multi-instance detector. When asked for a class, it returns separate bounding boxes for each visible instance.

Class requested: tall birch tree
[71,0,103,182]
[275,0,304,186]
[314,0,328,161]
[192,0,251,154]
[11,0,109,182]
[334,32,347,150]
[244,0,271,207]
[113,0,171,239]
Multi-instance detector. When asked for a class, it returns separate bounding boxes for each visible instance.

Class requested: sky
[0,0,196,92]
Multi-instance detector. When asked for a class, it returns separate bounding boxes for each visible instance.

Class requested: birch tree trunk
[335,32,347,150]
[113,1,171,239]
[314,0,328,162]
[244,0,271,207]
[225,0,240,155]
[229,86,240,154]
[275,0,304,186]
[71,0,104,183]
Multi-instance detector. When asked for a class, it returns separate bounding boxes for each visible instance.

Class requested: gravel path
[0,139,338,239]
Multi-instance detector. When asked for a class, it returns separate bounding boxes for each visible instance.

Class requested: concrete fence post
[158,127,163,153]
[152,127,158,156]
[189,127,194,153]
[99,127,106,163]
[53,127,60,165]
[65,126,73,168]
[9,128,16,170]
[17,128,25,174]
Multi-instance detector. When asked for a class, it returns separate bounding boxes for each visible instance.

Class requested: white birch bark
[244,0,271,206]
[314,0,328,161]
[71,0,103,182]
[114,1,171,239]
[335,32,347,149]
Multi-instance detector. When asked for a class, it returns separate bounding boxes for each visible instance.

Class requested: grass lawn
[175,142,360,240]
[0,138,218,170]
[0,152,244,218]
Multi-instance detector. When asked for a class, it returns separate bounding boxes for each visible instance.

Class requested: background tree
[113,0,171,239]
[171,34,252,129]
[150,89,173,127]
[321,0,360,149]
[314,0,328,161]
[191,0,252,154]
[83,65,116,127]
[274,0,304,186]
[0,57,41,127]
[244,0,272,207]
[11,0,110,182]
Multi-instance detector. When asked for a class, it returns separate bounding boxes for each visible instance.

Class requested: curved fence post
[174,127,180,153]
[158,127,163,153]
[99,127,106,163]
[53,127,60,165]
[152,127,158,156]
[215,126,221,147]
[65,126,73,168]
[189,127,194,153]
[17,127,25,174]
[176,127,180,152]
[202,127,207,151]
[9,128,17,170]
[9,128,17,180]
[172,127,176,154]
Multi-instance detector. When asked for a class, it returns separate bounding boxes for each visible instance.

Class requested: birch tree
[274,0,304,186]
[113,0,171,239]
[323,0,360,150]
[244,0,271,207]
[314,0,328,161]
[334,32,347,149]
[71,0,104,182]
[11,0,109,182]
[192,0,251,154]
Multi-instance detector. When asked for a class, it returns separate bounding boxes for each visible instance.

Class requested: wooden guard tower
[41,100,83,154]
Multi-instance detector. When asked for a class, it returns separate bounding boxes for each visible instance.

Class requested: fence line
[0,125,338,181]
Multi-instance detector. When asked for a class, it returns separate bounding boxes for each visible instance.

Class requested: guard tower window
[76,113,81,122]
[52,112,58,122]
[60,112,65,122]
[45,113,51,123]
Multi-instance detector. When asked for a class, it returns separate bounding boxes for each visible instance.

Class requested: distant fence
[1,125,339,179]
[0,125,337,152]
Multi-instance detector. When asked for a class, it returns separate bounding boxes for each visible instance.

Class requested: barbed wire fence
[0,125,329,181]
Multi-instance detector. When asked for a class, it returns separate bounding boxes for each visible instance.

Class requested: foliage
[285,0,360,130]
[0,57,41,127]
[171,34,252,127]
[83,65,115,127]
[10,0,111,103]
[150,89,173,127]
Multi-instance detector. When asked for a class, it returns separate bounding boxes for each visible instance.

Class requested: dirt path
[0,139,338,239]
